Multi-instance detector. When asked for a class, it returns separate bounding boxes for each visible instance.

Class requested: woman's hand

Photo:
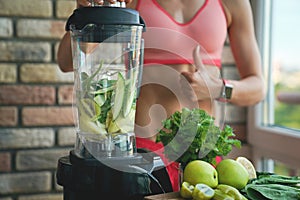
[180,45,223,102]
[77,0,132,7]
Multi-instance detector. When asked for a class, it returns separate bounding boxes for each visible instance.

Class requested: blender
[56,1,173,200]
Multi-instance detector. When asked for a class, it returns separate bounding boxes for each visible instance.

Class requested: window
[271,0,300,130]
[249,0,300,175]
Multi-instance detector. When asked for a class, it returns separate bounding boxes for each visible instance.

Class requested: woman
[57,0,265,191]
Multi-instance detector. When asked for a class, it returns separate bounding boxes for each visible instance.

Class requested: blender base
[56,150,173,200]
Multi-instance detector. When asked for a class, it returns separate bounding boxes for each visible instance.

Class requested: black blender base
[62,187,145,200]
[56,150,173,200]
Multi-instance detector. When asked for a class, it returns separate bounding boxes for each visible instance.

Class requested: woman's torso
[131,0,228,140]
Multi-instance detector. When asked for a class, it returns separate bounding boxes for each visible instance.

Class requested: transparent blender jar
[67,6,145,158]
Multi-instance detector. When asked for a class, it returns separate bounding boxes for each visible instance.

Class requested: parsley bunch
[156,108,241,167]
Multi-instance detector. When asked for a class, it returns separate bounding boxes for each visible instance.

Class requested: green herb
[156,107,241,166]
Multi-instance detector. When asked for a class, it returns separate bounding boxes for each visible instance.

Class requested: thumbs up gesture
[180,45,223,102]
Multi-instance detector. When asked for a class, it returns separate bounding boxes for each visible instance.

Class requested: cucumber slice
[122,80,136,117]
[94,95,106,107]
[79,117,107,134]
[122,69,138,117]
[112,72,125,120]
[90,85,115,95]
[115,108,136,133]
[77,98,106,134]
[79,98,101,119]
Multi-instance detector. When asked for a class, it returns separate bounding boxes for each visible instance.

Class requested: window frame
[248,0,300,172]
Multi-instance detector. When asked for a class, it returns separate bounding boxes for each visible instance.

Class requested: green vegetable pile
[242,172,300,200]
[77,61,138,136]
[156,107,241,167]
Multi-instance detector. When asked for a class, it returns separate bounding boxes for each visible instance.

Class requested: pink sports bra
[136,0,227,68]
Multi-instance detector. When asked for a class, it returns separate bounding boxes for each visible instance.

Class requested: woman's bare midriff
[134,63,219,141]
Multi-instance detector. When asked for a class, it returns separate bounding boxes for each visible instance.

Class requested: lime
[192,183,214,200]
[107,120,120,133]
[180,181,194,199]
[236,156,257,179]
[213,189,234,200]
[217,184,245,200]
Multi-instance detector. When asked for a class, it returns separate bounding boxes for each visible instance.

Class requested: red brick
[0,152,11,172]
[0,172,52,194]
[0,85,55,105]
[58,85,74,105]
[56,0,76,19]
[22,106,74,126]
[17,19,65,39]
[0,0,52,18]
[0,107,18,126]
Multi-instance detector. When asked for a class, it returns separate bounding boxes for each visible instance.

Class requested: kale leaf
[156,108,241,167]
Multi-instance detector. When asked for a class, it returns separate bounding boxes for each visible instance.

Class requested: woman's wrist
[217,79,234,102]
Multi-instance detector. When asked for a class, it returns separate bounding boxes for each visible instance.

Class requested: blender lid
[66,7,145,31]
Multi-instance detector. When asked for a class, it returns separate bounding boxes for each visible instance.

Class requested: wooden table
[144,192,184,200]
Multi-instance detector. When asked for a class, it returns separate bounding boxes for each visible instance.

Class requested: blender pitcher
[67,4,145,159]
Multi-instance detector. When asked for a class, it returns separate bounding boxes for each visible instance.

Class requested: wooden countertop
[144,192,184,200]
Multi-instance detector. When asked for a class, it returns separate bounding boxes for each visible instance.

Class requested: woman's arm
[180,0,265,106]
[57,32,73,72]
[222,0,266,106]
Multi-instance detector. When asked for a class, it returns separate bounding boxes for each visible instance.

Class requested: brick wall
[0,0,248,199]
[0,0,76,199]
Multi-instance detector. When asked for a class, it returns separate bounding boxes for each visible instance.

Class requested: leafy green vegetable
[242,172,300,200]
[156,107,241,167]
[250,172,300,185]
[245,184,300,200]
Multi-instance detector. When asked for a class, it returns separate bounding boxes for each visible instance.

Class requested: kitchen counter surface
[144,192,184,200]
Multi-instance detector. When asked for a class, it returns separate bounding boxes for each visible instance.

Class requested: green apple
[183,160,218,188]
[216,159,249,190]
